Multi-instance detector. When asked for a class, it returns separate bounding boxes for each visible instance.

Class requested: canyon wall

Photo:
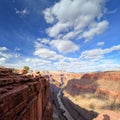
[0,67,52,120]
[35,70,120,120]
[65,72,120,101]
[64,71,120,114]
[41,71,83,87]
[40,71,120,108]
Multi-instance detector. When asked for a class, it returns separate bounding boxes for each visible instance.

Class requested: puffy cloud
[0,52,11,59]
[43,0,108,40]
[0,47,8,51]
[80,45,120,59]
[39,38,50,45]
[46,22,70,37]
[42,0,109,56]
[44,0,105,23]
[1,44,120,72]
[34,40,65,60]
[53,57,120,72]
[97,42,105,46]
[0,46,20,66]
[43,8,55,23]
[1,57,52,70]
[34,38,79,54]
[34,48,63,60]
[25,58,51,66]
[0,58,6,63]
[63,31,78,40]
[0,46,12,59]
[53,55,120,72]
[50,39,79,53]
[82,21,108,40]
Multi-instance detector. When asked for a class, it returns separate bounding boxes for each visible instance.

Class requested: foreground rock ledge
[0,67,52,120]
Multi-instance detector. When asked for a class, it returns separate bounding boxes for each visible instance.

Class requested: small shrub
[24,66,30,71]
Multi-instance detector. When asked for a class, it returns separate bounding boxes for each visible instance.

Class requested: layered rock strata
[65,72,120,103]
[0,67,52,120]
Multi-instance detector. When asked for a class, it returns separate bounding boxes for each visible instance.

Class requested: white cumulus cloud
[0,46,20,65]
[43,0,108,40]
[50,39,79,53]
[80,45,120,59]
[0,47,8,51]
[82,21,108,40]
[34,40,65,60]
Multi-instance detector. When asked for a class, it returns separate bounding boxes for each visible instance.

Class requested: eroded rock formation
[0,67,52,120]
[65,72,120,101]
[63,72,120,117]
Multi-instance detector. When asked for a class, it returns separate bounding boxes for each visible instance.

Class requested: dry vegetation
[95,79,120,91]
[63,90,120,113]
[63,72,120,114]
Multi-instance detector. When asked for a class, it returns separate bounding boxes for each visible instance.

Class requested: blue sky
[0,0,120,72]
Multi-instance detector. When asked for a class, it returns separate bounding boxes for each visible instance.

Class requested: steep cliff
[0,67,52,120]
[64,72,120,113]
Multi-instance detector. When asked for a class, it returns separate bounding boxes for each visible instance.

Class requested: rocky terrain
[42,71,120,120]
[64,72,120,113]
[0,67,52,120]
[0,68,120,120]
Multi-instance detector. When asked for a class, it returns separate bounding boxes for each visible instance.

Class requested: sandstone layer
[64,72,120,114]
[0,67,52,120]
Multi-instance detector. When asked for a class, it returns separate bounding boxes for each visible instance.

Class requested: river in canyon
[57,89,74,120]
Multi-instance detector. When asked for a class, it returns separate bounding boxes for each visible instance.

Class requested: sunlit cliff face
[63,72,120,113]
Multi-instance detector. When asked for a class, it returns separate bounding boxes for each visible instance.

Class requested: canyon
[0,67,120,120]
[43,71,120,120]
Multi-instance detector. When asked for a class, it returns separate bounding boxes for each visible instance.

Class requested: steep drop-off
[42,71,120,119]
[0,67,52,120]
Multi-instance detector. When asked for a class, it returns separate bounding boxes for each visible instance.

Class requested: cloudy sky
[0,0,120,72]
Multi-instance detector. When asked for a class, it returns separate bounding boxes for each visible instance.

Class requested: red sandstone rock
[16,69,28,74]
[0,67,13,76]
[0,67,52,120]
[65,71,120,102]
